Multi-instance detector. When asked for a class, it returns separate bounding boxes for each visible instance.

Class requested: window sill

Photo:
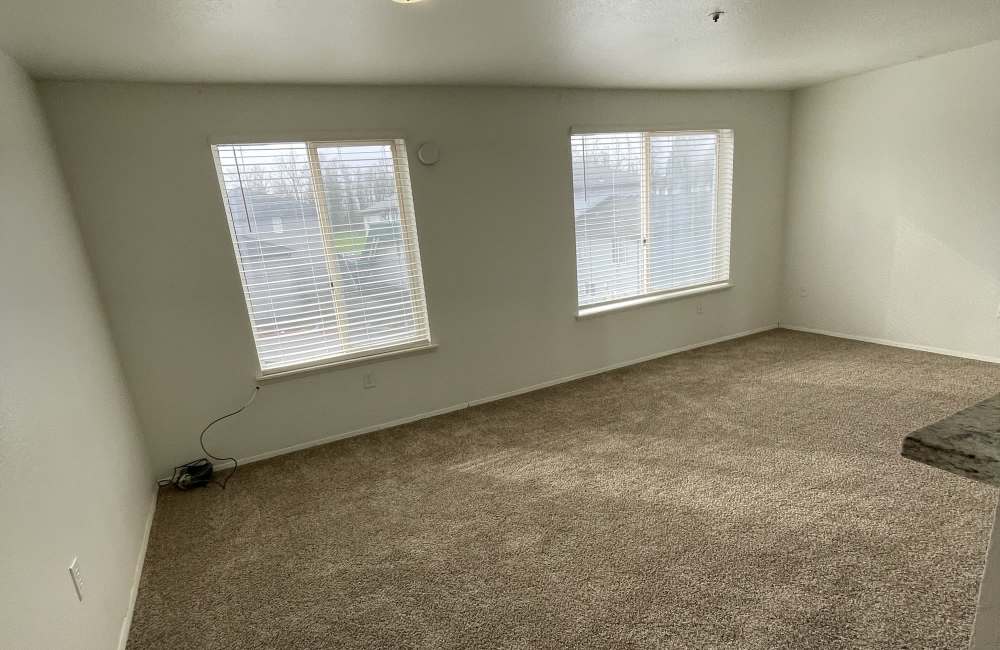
[256,342,438,382]
[576,282,733,319]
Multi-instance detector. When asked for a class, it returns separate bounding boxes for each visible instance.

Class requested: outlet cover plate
[68,557,83,601]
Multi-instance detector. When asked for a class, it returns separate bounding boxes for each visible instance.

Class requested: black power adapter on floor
[170,458,215,490]
[158,386,259,491]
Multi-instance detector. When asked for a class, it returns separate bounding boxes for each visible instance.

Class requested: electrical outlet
[68,557,84,601]
[362,372,376,389]
[799,286,808,298]
[696,302,704,315]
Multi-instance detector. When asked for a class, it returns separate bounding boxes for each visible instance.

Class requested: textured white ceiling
[1,0,999,89]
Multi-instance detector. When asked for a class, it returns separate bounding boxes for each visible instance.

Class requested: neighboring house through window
[211,139,431,375]
[570,129,734,316]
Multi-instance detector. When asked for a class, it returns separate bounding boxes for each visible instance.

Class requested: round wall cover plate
[417,142,440,165]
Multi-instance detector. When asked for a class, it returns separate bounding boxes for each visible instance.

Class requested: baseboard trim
[117,488,157,650]
[782,325,1000,364]
[465,325,779,407]
[192,324,778,476]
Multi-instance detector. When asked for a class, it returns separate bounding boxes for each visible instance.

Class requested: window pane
[215,143,340,369]
[570,130,733,312]
[213,140,430,372]
[649,132,720,291]
[571,133,644,307]
[314,144,424,352]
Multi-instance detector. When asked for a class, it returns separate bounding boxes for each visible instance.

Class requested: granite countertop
[902,395,1000,487]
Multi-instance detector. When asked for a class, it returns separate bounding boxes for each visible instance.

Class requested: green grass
[332,231,367,254]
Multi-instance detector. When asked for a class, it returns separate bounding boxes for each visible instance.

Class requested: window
[570,129,734,315]
[212,139,431,375]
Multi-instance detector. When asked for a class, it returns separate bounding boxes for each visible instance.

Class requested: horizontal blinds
[571,130,734,308]
[212,140,430,372]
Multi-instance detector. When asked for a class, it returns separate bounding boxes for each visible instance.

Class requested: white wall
[782,39,1000,360]
[782,39,1000,649]
[0,52,154,650]
[36,83,790,476]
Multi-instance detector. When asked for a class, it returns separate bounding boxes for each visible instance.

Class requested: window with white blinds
[570,129,734,315]
[211,139,431,374]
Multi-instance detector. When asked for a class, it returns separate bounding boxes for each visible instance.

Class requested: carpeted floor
[128,330,1000,649]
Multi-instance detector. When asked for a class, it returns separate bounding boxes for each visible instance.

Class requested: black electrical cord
[158,386,259,490]
[201,386,259,488]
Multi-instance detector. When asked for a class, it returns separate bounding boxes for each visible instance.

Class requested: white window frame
[211,137,434,379]
[570,127,734,318]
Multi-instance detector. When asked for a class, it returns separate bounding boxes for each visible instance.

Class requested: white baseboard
[117,488,158,650]
[466,325,778,406]
[195,324,778,476]
[782,325,1000,364]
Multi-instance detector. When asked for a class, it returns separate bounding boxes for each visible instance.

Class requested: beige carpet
[128,330,1000,649]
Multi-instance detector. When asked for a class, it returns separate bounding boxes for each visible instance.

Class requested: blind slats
[571,129,734,309]
[244,291,427,324]
[213,139,431,373]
